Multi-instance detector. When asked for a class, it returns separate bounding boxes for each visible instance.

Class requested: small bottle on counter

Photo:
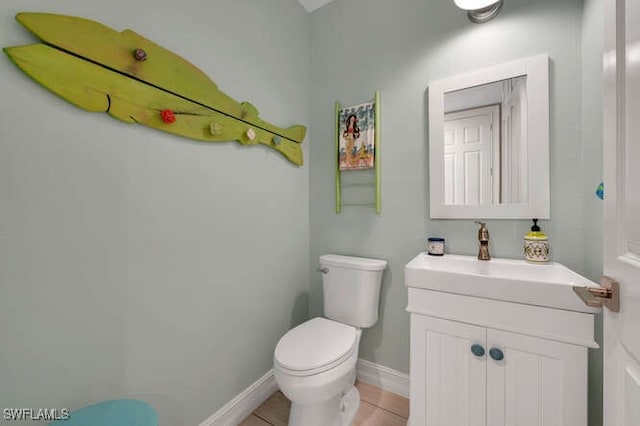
[427,237,445,256]
[524,219,549,263]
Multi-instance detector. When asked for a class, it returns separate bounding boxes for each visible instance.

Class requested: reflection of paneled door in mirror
[444,105,499,206]
[501,77,528,204]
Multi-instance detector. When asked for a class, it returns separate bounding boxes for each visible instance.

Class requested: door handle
[489,347,504,361]
[470,344,485,357]
[316,267,329,274]
[572,276,620,312]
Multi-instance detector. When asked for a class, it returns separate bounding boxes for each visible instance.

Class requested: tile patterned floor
[239,381,409,426]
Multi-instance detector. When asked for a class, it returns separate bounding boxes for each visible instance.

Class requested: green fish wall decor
[3,13,306,165]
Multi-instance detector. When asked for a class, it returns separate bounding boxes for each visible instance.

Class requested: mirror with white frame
[428,55,550,219]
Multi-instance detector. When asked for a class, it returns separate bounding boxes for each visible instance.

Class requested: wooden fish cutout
[3,13,306,165]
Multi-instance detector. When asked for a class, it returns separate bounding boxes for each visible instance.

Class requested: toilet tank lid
[319,254,387,271]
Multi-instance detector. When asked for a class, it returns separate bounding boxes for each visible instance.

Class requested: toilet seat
[274,317,357,377]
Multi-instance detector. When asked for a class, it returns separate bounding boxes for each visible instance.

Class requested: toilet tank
[319,254,387,328]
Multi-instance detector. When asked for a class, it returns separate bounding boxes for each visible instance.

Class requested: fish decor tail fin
[285,125,307,144]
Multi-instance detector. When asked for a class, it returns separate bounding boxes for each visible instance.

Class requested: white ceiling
[298,0,336,12]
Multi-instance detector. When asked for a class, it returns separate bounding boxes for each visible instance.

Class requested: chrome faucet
[475,221,491,261]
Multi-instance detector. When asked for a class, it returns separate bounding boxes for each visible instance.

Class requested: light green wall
[0,1,309,425]
[309,0,602,423]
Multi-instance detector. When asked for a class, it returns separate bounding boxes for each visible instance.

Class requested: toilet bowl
[274,318,362,426]
[273,255,387,426]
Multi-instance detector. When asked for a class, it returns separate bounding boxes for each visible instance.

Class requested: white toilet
[273,254,387,426]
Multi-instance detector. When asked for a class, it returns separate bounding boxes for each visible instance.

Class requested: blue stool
[49,399,157,426]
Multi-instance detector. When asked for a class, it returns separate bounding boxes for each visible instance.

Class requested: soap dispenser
[524,219,549,263]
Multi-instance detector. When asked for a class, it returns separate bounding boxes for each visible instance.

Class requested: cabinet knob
[489,347,505,361]
[470,344,485,357]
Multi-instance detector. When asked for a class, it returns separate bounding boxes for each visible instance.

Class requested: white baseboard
[199,359,409,426]
[199,369,277,426]
[356,358,410,398]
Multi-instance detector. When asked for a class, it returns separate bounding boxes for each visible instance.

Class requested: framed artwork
[335,92,381,214]
[338,101,376,170]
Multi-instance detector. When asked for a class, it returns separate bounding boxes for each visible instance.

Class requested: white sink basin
[405,253,601,312]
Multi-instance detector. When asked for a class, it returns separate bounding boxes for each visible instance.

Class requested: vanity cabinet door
[486,329,588,426]
[410,314,487,426]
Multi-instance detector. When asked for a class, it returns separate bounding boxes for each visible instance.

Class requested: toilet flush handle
[317,267,329,274]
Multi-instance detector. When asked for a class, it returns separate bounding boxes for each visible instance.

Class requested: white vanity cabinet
[407,287,596,426]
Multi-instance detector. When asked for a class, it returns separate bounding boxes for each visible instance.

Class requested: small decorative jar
[427,237,445,256]
[524,219,549,263]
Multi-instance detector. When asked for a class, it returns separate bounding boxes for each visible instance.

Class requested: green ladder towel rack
[335,91,381,214]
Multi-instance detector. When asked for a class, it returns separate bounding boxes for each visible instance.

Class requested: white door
[444,106,499,206]
[410,315,486,426]
[500,77,528,204]
[603,0,640,424]
[486,329,587,426]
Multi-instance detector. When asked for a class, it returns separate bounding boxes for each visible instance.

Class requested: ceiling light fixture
[454,0,503,23]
